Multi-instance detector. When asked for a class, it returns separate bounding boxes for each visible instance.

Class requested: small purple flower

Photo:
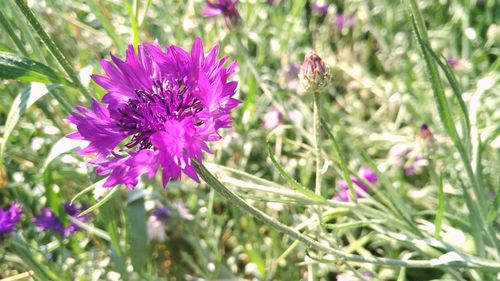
[63,203,91,235]
[67,38,240,189]
[263,108,282,130]
[332,167,377,201]
[0,201,22,234]
[447,56,459,70]
[32,208,65,236]
[32,204,91,237]
[404,155,427,176]
[152,205,170,222]
[203,0,241,26]
[335,13,355,30]
[310,3,330,15]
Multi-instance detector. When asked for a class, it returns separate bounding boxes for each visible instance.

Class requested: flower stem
[194,161,500,271]
[313,92,322,196]
[14,0,95,101]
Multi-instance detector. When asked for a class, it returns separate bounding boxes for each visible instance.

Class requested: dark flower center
[116,79,204,150]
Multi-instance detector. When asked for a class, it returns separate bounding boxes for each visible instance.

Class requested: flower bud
[300,51,329,92]
[416,123,436,153]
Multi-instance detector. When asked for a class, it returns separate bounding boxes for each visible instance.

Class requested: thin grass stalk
[0,10,29,56]
[194,161,500,271]
[14,0,95,101]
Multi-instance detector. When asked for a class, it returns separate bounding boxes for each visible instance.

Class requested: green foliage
[0,0,499,280]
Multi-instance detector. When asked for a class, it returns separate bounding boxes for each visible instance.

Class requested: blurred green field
[0,0,499,280]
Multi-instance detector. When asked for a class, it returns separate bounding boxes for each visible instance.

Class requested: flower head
[63,203,91,235]
[335,13,355,30]
[32,208,65,236]
[332,167,377,202]
[0,201,22,234]
[67,38,239,189]
[32,204,91,237]
[203,0,241,27]
[310,3,330,15]
[300,51,329,92]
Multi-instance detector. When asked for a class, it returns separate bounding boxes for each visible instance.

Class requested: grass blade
[0,52,72,85]
[267,143,324,202]
[126,190,149,273]
[0,83,57,163]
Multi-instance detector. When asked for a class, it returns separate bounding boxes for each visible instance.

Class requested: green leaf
[11,234,65,281]
[77,183,118,217]
[0,51,72,85]
[43,137,87,171]
[267,143,324,202]
[126,190,149,273]
[84,0,125,51]
[0,83,57,163]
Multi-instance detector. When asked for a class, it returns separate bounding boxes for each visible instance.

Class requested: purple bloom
[152,205,170,222]
[332,167,377,202]
[67,38,239,189]
[310,3,330,15]
[203,0,241,26]
[32,204,91,237]
[32,208,65,236]
[335,13,355,30]
[63,203,91,235]
[0,201,22,234]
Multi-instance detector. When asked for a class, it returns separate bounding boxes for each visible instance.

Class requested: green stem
[14,0,95,101]
[194,161,500,271]
[321,118,357,203]
[313,92,322,196]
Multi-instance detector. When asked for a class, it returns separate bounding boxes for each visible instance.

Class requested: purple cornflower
[32,204,91,237]
[310,3,330,15]
[0,201,22,234]
[67,38,239,189]
[203,0,241,26]
[63,203,91,235]
[32,208,65,236]
[335,13,355,30]
[333,167,377,201]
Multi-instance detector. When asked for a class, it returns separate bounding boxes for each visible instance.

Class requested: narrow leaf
[0,52,72,85]
[126,191,149,273]
[267,143,324,202]
[0,83,57,163]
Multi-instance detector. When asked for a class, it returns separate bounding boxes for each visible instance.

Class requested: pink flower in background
[333,167,377,201]
[203,0,241,26]
[310,3,330,15]
[67,38,240,189]
[335,13,355,30]
[263,108,282,130]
